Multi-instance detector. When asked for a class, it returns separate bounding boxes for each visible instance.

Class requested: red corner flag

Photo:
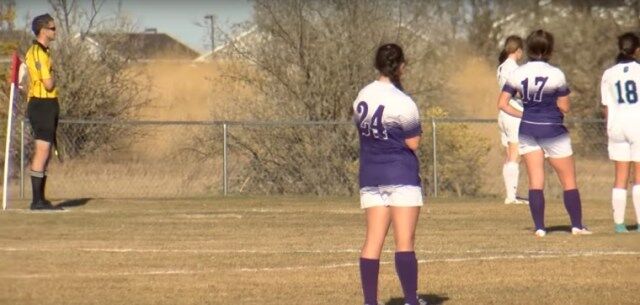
[9,51,21,85]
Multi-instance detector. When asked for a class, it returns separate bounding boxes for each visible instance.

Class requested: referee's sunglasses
[45,26,56,31]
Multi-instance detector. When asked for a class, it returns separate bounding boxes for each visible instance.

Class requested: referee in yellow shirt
[25,14,61,210]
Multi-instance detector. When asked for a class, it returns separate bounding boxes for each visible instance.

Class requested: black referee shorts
[27,98,59,143]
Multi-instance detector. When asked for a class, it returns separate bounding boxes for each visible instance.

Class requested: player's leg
[608,137,631,232]
[391,206,420,305]
[41,101,59,204]
[504,142,525,204]
[612,161,630,232]
[27,100,56,210]
[521,136,546,235]
[360,188,391,305]
[388,185,423,305]
[632,162,640,232]
[547,154,590,234]
[29,139,51,206]
[502,114,526,205]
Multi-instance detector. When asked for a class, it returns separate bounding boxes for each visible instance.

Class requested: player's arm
[39,50,55,92]
[405,136,421,151]
[401,100,422,151]
[556,72,571,114]
[498,75,523,118]
[497,91,522,118]
[600,72,611,121]
[557,96,570,113]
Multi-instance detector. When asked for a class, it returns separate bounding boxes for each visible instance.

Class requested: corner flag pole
[3,52,21,210]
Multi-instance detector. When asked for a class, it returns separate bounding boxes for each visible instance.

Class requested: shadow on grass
[57,198,92,208]
[385,294,450,305]
[545,225,572,234]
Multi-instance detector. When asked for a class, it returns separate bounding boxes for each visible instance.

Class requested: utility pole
[204,14,215,51]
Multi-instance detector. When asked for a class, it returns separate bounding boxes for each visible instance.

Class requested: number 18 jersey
[601,60,640,131]
[502,61,571,139]
[353,81,422,188]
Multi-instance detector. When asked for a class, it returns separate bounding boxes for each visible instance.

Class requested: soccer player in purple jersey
[353,44,426,305]
[600,32,640,233]
[497,30,592,237]
[496,35,529,205]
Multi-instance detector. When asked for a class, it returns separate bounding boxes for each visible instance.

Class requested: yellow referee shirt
[25,41,57,99]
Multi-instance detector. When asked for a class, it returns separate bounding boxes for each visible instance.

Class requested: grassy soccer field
[0,196,638,305]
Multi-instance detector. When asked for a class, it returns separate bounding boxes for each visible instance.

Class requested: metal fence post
[222,122,228,196]
[20,119,25,199]
[431,118,438,198]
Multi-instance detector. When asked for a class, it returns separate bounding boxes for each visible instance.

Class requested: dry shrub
[423,106,491,197]
[195,0,456,195]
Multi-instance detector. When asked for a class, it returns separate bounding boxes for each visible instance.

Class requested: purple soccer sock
[395,251,418,305]
[360,257,379,305]
[529,189,546,231]
[563,189,583,229]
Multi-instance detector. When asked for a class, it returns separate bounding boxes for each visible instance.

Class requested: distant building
[194,26,258,62]
[83,30,200,62]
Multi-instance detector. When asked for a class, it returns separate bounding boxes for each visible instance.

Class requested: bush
[422,106,491,197]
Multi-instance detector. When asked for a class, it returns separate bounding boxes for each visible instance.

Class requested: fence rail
[1,117,611,202]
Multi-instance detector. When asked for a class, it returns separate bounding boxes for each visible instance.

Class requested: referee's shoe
[30,200,63,210]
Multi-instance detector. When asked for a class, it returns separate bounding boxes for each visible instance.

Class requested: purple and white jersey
[601,60,640,130]
[353,81,422,188]
[502,61,570,138]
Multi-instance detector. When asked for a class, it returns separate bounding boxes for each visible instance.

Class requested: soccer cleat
[504,198,528,205]
[615,223,629,233]
[30,200,63,211]
[404,298,428,305]
[571,227,593,235]
[534,229,546,237]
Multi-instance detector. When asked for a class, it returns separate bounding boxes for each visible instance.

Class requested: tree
[0,0,15,31]
[17,0,149,158]
[196,0,490,195]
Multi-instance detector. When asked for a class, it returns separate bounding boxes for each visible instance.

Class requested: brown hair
[375,43,405,91]
[31,14,54,36]
[616,32,640,63]
[526,29,554,62]
[498,35,523,64]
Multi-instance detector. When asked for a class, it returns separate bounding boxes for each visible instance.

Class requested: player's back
[601,61,640,126]
[497,58,523,111]
[503,61,570,138]
[353,81,421,187]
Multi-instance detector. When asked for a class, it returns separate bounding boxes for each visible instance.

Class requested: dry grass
[0,196,638,305]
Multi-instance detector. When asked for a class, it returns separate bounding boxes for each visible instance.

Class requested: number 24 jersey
[352,81,422,188]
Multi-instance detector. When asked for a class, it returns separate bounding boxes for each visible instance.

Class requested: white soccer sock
[612,188,627,225]
[503,162,519,200]
[633,185,640,225]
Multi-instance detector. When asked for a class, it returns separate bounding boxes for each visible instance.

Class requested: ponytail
[498,50,508,64]
[375,43,405,92]
[498,35,523,65]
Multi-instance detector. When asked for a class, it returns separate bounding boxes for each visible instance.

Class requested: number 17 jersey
[502,61,571,139]
[353,81,422,188]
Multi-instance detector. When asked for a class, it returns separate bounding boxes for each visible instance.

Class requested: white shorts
[608,125,640,162]
[360,185,423,209]
[519,133,573,158]
[498,111,521,147]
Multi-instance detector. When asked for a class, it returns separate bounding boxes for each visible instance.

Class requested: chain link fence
[0,117,612,201]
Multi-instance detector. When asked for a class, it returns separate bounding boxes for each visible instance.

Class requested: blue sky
[15,0,254,54]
